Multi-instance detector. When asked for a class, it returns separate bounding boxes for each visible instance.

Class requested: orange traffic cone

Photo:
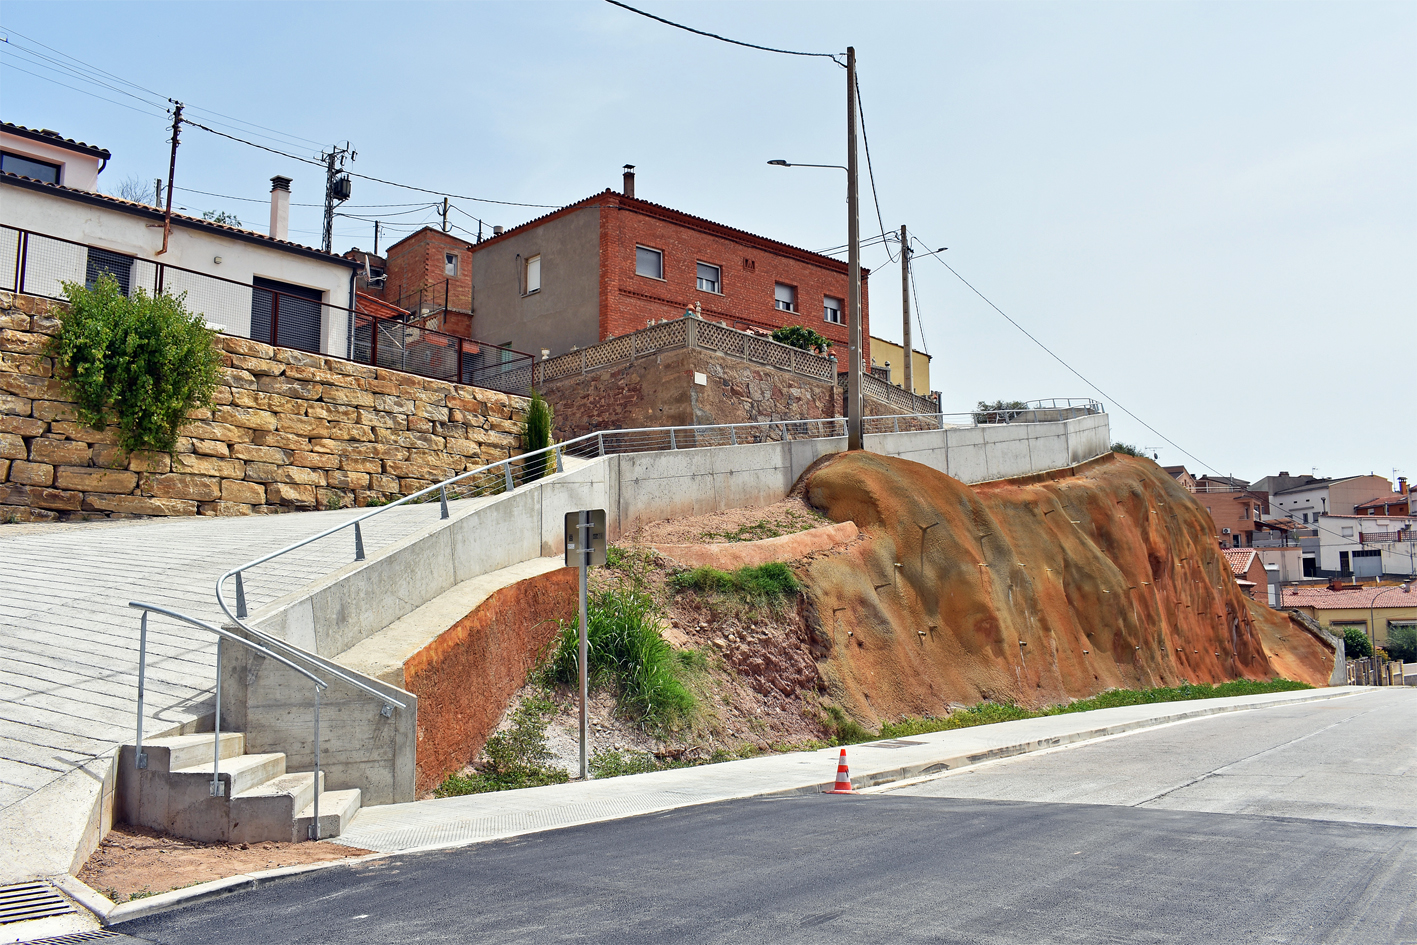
[824,747,856,794]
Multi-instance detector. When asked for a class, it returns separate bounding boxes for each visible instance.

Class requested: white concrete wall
[1,185,354,356]
[0,131,104,191]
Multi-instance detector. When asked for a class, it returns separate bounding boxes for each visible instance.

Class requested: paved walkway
[332,686,1361,855]
[0,503,446,813]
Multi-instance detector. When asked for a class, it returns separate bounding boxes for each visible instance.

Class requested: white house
[1269,474,1392,523]
[1314,513,1417,578]
[1,122,357,358]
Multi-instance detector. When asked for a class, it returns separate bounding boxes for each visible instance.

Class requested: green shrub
[1385,625,1417,663]
[521,389,554,482]
[544,590,695,729]
[1343,626,1373,660]
[1111,442,1144,457]
[49,275,222,456]
[973,400,1028,424]
[669,562,800,610]
[433,695,567,796]
[771,325,833,354]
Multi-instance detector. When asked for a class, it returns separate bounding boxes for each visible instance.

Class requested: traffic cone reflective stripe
[825,747,856,794]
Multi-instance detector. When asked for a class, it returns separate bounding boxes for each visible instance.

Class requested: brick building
[456,168,870,366]
[371,228,476,339]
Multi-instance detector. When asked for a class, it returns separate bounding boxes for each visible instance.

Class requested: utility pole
[321,142,354,254]
[900,224,913,397]
[156,102,182,256]
[846,46,863,452]
[441,197,450,233]
[373,221,381,256]
[153,178,164,208]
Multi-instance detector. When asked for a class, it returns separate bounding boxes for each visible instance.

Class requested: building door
[250,277,323,353]
[1338,550,1351,574]
[1352,549,1383,579]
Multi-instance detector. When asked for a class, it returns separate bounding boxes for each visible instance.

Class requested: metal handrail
[128,601,332,840]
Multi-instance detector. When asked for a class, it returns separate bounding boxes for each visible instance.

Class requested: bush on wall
[49,275,222,456]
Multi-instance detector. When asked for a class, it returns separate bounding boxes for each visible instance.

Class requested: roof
[1,122,111,160]
[1162,465,1191,477]
[1,172,357,268]
[1274,475,1381,496]
[1222,548,1259,576]
[467,190,869,276]
[354,290,407,320]
[380,226,473,257]
[1355,495,1409,510]
[1281,584,1416,609]
[1317,514,1415,522]
[1256,517,1303,531]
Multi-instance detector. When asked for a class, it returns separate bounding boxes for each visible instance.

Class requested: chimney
[623,164,635,198]
[1328,577,1344,592]
[492,225,504,236]
[269,176,291,241]
[1400,477,1408,496]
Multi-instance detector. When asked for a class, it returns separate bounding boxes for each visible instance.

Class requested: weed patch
[543,590,695,730]
[670,562,800,611]
[589,746,740,779]
[699,509,828,544]
[434,695,568,796]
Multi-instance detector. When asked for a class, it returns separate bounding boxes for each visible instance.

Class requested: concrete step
[128,732,245,774]
[230,771,324,844]
[173,752,286,797]
[295,788,362,840]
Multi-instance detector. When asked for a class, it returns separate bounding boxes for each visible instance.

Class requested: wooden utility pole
[900,223,912,396]
[156,102,182,256]
[441,198,450,233]
[846,46,863,452]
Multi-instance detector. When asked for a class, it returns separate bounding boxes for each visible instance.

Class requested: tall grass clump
[433,695,568,796]
[544,590,694,729]
[521,389,554,482]
[670,562,800,611]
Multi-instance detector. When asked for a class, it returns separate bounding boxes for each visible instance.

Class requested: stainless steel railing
[128,601,333,840]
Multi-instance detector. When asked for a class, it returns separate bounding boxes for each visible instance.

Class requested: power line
[0,60,168,120]
[908,257,929,355]
[603,0,844,65]
[854,71,897,264]
[918,246,1221,475]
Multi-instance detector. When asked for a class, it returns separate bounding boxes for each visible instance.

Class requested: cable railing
[128,601,334,840]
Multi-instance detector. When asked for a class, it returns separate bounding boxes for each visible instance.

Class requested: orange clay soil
[78,825,371,903]
[798,451,1334,727]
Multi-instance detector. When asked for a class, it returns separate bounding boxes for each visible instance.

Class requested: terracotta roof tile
[1281,585,1416,609]
[1221,548,1258,576]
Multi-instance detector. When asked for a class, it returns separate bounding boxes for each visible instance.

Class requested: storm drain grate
[0,881,76,925]
[26,932,125,944]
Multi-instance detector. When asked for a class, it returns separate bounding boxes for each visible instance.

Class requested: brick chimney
[269,176,291,241]
[623,164,635,198]
[1400,477,1409,496]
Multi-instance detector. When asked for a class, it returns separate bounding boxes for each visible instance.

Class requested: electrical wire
[0,60,168,120]
[175,185,435,210]
[908,253,929,355]
[603,0,844,65]
[854,72,897,264]
[916,245,1222,475]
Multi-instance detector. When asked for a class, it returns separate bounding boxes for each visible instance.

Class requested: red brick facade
[379,227,475,327]
[592,192,871,365]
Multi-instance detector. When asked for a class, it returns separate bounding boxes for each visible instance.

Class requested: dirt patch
[78,825,371,903]
[626,496,828,545]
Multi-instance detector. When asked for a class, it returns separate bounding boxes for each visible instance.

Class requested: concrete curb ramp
[89,685,1360,928]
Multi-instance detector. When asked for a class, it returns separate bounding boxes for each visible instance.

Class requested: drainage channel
[0,881,75,925]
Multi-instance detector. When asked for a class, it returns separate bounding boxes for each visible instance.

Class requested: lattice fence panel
[585,335,634,370]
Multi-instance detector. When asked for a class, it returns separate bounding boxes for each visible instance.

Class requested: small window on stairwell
[525,255,541,294]
[1341,526,1354,537]
[445,252,459,277]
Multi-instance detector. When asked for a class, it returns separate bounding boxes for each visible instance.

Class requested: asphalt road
[115,689,1416,945]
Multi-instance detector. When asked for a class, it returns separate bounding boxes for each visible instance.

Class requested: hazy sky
[2,2,1412,486]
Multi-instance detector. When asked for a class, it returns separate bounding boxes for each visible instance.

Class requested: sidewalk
[333,686,1363,855]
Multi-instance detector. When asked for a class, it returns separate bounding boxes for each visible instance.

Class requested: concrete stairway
[117,733,361,843]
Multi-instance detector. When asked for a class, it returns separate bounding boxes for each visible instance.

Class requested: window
[444,252,459,278]
[1,151,60,185]
[635,246,663,279]
[1241,506,1249,520]
[85,248,134,296]
[774,283,796,312]
[525,255,541,294]
[1301,513,1309,523]
[1341,526,1354,537]
[696,262,720,293]
[824,296,843,324]
[250,277,323,353]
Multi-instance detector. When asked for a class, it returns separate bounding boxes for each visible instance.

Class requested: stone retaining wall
[0,292,526,521]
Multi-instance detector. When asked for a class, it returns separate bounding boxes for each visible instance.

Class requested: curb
[104,686,1363,925]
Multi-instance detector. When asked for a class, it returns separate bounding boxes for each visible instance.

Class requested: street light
[1369,582,1411,664]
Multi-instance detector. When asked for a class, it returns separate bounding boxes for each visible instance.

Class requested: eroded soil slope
[800,451,1333,726]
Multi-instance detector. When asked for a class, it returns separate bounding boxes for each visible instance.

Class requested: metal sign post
[565,509,606,779]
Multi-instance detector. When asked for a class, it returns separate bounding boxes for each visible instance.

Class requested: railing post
[310,686,321,840]
[370,315,379,368]
[354,521,365,561]
[894,416,900,433]
[503,463,515,493]
[235,571,248,619]
[17,231,28,295]
[440,484,449,518]
[211,638,223,797]
[135,611,149,769]
[730,426,737,446]
[597,432,605,457]
[555,445,564,474]
[670,428,677,450]
[271,293,281,349]
[685,313,698,350]
[581,350,587,375]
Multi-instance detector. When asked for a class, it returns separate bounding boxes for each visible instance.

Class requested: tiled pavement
[0,504,446,813]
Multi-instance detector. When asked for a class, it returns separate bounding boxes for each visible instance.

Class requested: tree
[1342,626,1373,660]
[521,389,554,483]
[1385,625,1417,663]
[202,209,243,228]
[771,325,833,355]
[974,400,1028,424]
[109,175,155,205]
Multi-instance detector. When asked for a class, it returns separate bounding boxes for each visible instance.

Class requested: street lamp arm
[767,160,848,171]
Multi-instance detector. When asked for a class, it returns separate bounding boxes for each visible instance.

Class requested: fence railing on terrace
[1360,531,1416,544]
[2,225,532,396]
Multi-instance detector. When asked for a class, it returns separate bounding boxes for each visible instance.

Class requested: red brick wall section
[596,194,872,365]
[383,228,476,315]
[403,567,578,793]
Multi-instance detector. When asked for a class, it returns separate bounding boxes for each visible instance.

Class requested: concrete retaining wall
[229,411,1109,804]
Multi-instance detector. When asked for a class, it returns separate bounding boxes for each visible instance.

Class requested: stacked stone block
[0,292,525,522]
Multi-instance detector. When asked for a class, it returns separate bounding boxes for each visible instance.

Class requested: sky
[1,1,1413,487]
